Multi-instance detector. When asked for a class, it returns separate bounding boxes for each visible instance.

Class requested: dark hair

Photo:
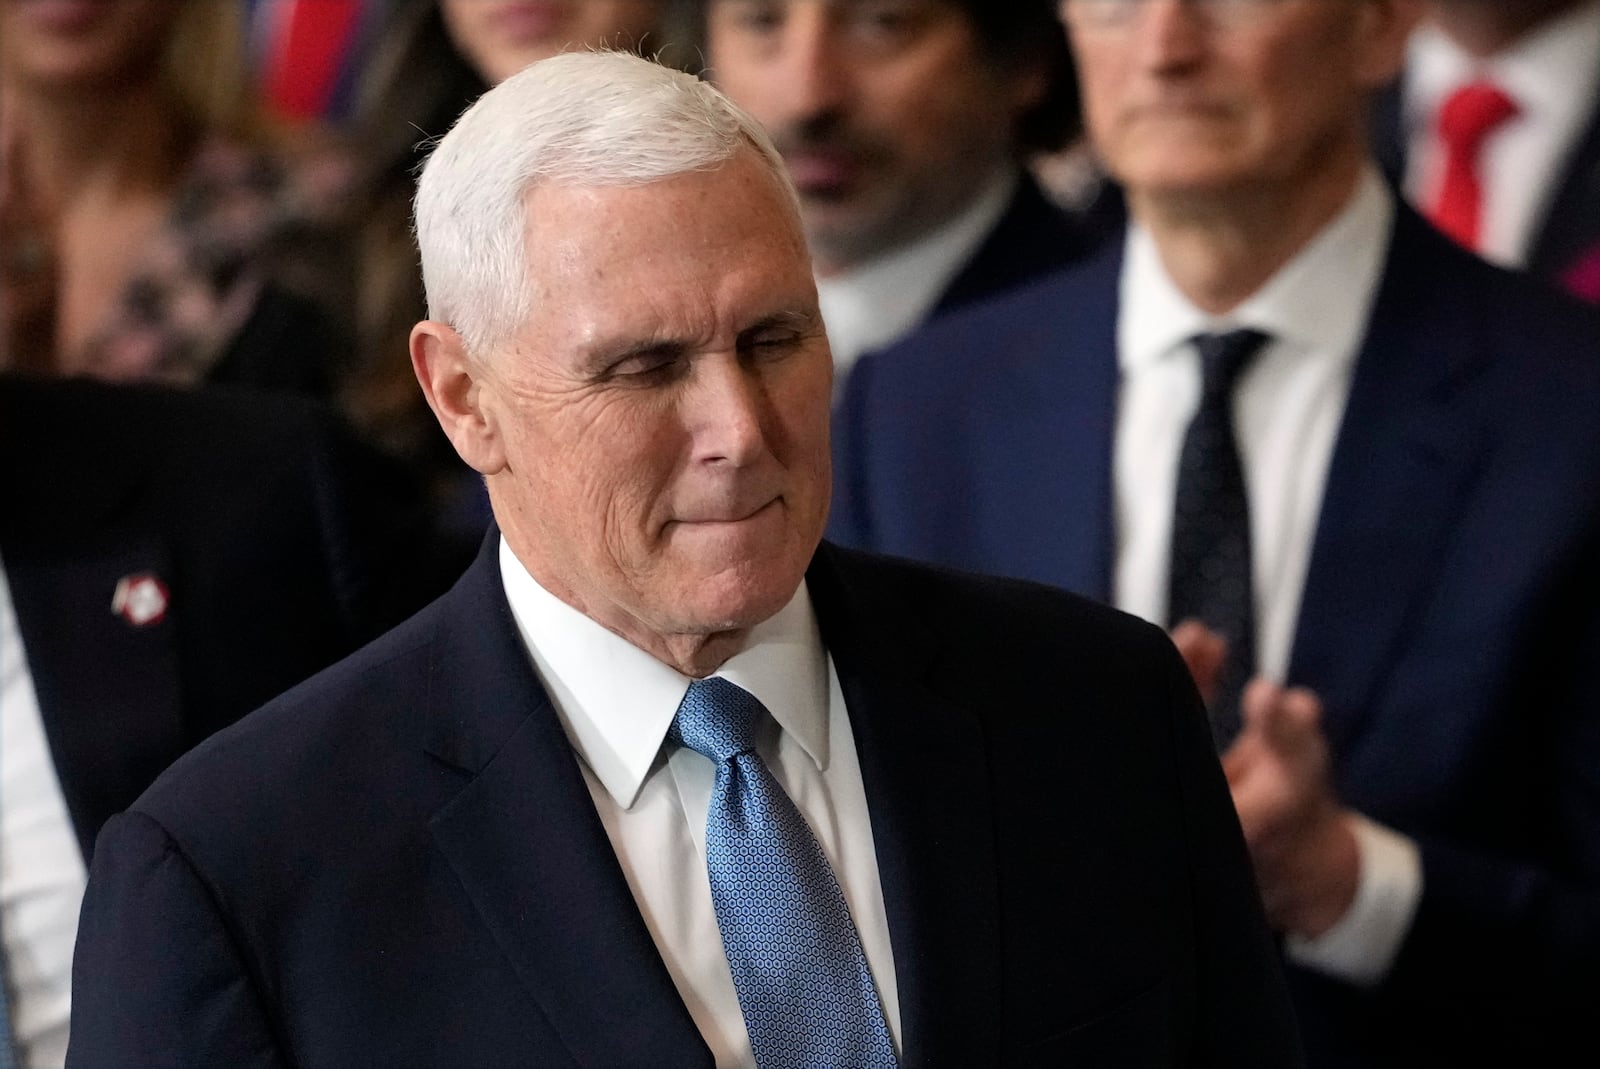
[959,0,1082,153]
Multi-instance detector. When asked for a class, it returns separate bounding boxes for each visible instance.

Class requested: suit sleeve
[1154,633,1307,1067]
[68,811,286,1069]
[1384,548,1600,1024]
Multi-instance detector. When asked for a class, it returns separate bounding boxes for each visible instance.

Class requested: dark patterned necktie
[671,677,898,1069]
[1168,329,1271,749]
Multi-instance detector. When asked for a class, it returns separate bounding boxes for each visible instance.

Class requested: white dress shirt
[1115,167,1421,984]
[498,540,901,1068]
[0,558,86,1069]
[817,168,1015,379]
[1403,1,1600,268]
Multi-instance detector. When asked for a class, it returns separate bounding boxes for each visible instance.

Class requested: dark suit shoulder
[812,542,1184,702]
[1383,209,1600,404]
[855,237,1123,406]
[934,175,1121,316]
[126,594,444,836]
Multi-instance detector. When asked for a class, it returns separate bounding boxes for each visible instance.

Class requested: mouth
[674,497,782,528]
[1128,96,1235,122]
[486,0,570,42]
[781,148,864,198]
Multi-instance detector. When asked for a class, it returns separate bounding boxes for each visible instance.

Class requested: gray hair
[414,50,797,358]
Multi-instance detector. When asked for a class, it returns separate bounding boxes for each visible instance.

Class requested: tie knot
[1438,81,1520,150]
[671,676,765,764]
[1192,329,1269,401]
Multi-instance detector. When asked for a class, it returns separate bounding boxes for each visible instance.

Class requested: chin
[678,565,803,634]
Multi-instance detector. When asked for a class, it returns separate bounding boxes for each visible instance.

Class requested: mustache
[767,114,889,166]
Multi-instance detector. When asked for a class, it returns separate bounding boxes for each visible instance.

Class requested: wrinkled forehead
[510,153,818,345]
[519,145,808,262]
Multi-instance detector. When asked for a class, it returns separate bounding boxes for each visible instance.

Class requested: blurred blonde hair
[160,0,265,143]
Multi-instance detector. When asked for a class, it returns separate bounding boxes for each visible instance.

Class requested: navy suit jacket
[931,173,1122,320]
[1372,79,1600,299]
[0,376,456,860]
[68,537,1302,1067]
[831,207,1600,1065]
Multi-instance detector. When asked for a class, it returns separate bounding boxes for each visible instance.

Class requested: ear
[410,320,507,476]
[1354,0,1425,90]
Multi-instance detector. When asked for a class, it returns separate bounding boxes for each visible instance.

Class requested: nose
[687,355,769,468]
[1132,0,1209,73]
[772,10,850,124]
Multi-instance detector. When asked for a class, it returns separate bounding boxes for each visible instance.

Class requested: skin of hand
[1168,619,1363,937]
[1222,678,1362,939]
[1170,617,1228,707]
[0,98,58,370]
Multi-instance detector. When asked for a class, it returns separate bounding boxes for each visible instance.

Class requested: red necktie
[1428,81,1520,251]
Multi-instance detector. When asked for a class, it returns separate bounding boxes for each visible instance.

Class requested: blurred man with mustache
[706,0,1115,380]
[832,0,1600,1064]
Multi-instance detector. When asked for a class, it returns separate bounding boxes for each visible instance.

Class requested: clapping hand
[1170,621,1361,937]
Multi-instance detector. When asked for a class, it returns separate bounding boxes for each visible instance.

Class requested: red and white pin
[111,573,170,628]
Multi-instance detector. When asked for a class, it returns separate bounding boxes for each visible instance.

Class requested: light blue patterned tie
[671,677,898,1069]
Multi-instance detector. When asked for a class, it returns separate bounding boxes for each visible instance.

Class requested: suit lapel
[808,546,1003,1069]
[423,543,711,1068]
[1288,211,1492,751]
[1529,82,1600,281]
[7,540,184,859]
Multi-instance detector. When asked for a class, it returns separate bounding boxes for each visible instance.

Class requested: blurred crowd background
[5,0,1595,545]
[3,2,1600,1067]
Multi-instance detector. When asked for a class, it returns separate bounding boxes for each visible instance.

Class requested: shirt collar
[1119,166,1394,374]
[1404,2,1600,143]
[817,166,1017,374]
[497,537,830,810]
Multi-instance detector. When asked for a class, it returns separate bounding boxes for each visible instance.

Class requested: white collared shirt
[1115,167,1421,984]
[817,168,1016,380]
[497,540,901,1068]
[1402,1,1600,268]
[0,557,86,1069]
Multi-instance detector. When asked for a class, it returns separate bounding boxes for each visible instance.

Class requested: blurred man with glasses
[832,1,1600,1063]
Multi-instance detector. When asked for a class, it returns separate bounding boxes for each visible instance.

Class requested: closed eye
[737,311,820,362]
[598,342,689,384]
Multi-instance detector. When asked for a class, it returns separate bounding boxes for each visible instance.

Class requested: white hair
[413,50,798,358]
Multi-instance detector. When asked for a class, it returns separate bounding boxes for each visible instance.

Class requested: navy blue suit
[67,536,1302,1067]
[930,173,1122,320]
[831,207,1600,1065]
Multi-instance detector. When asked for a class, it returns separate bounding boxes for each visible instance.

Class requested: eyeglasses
[1063,0,1295,31]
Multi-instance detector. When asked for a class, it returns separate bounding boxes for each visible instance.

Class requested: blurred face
[0,0,179,90]
[1060,0,1412,202]
[708,0,1046,273]
[479,148,833,661]
[440,0,662,84]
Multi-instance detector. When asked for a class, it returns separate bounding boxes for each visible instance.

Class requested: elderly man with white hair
[65,51,1299,1069]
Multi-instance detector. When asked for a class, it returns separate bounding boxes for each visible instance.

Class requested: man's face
[708,0,1045,273]
[479,149,833,656]
[1061,0,1410,201]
